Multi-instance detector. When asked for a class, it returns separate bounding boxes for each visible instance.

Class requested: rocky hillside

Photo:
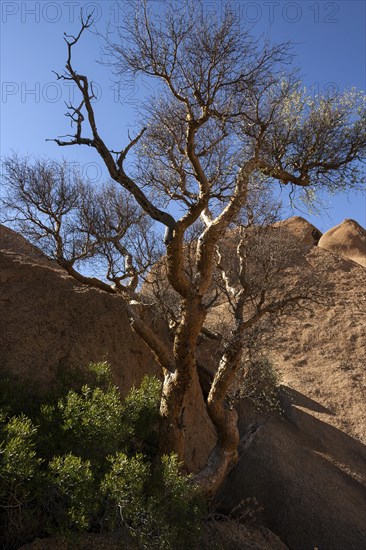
[318,218,366,267]
[215,218,366,550]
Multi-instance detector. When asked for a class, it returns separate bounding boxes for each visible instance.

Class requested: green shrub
[102,452,205,550]
[0,366,205,549]
[36,363,120,462]
[58,385,124,463]
[0,415,44,548]
[0,362,113,421]
[102,452,150,532]
[149,454,205,549]
[85,360,113,388]
[121,375,161,457]
[47,454,95,532]
[53,361,114,395]
[0,414,41,480]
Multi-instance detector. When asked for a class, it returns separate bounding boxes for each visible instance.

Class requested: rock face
[0,225,53,263]
[218,247,366,550]
[0,224,215,472]
[318,218,366,267]
[220,396,366,550]
[0,224,159,395]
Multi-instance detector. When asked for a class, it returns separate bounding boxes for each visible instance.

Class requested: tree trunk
[158,298,206,461]
[193,405,239,497]
[193,346,243,496]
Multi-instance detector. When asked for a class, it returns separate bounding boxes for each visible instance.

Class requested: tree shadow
[279,385,336,416]
[280,386,366,480]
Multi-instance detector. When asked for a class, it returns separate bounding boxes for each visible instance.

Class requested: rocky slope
[216,220,366,550]
[318,218,366,267]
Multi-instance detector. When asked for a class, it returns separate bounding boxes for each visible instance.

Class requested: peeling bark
[158,297,206,459]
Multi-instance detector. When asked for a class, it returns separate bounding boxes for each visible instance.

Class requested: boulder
[219,394,366,550]
[0,224,159,394]
[318,218,366,267]
[274,216,322,246]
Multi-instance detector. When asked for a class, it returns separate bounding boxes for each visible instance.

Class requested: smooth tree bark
[4,1,365,497]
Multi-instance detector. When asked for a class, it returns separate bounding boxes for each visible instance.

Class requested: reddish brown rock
[274,215,322,246]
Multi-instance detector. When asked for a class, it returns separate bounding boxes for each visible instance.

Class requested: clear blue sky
[1,0,365,233]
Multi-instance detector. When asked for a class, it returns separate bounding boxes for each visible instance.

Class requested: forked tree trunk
[137,183,252,490]
[158,307,245,497]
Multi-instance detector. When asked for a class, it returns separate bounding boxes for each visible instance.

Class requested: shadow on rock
[218,392,366,550]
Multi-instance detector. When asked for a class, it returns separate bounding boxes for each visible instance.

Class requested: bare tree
[3,1,365,496]
[2,155,160,296]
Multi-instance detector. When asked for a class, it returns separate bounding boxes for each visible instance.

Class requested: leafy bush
[0,414,43,548]
[102,452,150,531]
[53,360,113,395]
[58,385,125,462]
[0,362,113,420]
[0,414,41,480]
[36,363,124,462]
[84,360,113,389]
[0,364,205,549]
[121,375,162,457]
[47,454,95,531]
[149,454,205,549]
[102,452,205,549]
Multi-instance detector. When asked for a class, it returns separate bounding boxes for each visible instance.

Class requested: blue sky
[1,0,365,233]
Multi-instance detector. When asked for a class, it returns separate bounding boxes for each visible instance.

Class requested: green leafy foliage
[58,385,125,462]
[0,362,113,420]
[120,375,162,457]
[0,414,44,548]
[102,452,205,549]
[0,364,205,549]
[102,452,150,531]
[0,414,41,481]
[84,360,113,388]
[47,454,95,531]
[148,454,205,549]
